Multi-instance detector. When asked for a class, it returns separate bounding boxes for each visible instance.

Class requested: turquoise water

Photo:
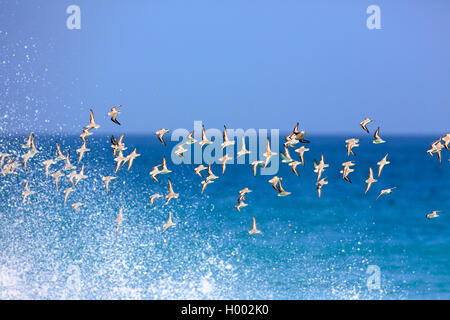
[0,134,448,299]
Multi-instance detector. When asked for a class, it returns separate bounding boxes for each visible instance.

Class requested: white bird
[251,160,264,176]
[316,177,328,198]
[22,180,35,203]
[280,146,294,163]
[377,153,390,177]
[263,138,277,168]
[55,142,66,161]
[43,159,57,178]
[165,178,179,205]
[248,216,262,235]
[373,127,386,144]
[84,109,100,131]
[221,125,235,150]
[51,170,65,191]
[162,212,176,233]
[199,125,212,148]
[64,187,74,206]
[294,146,309,166]
[124,147,140,171]
[377,187,396,200]
[365,167,377,194]
[102,176,116,194]
[76,141,90,163]
[72,202,83,212]
[194,164,207,177]
[218,154,233,174]
[108,105,122,125]
[155,128,169,146]
[149,193,163,206]
[174,143,188,158]
[63,151,76,171]
[116,206,126,231]
[237,136,251,158]
[426,210,441,219]
[360,118,373,134]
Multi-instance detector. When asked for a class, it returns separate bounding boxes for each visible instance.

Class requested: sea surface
[0,134,449,299]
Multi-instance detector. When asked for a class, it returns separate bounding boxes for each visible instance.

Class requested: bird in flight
[108,105,122,125]
[102,176,116,194]
[84,109,100,131]
[372,127,386,144]
[365,167,378,194]
[221,125,235,150]
[248,216,262,235]
[377,187,396,200]
[377,153,390,177]
[360,118,373,134]
[155,128,169,146]
[162,212,176,233]
[426,210,441,219]
[22,180,35,203]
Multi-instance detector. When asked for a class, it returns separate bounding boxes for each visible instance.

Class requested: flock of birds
[1,108,449,235]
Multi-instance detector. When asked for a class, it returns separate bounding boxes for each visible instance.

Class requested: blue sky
[0,0,449,134]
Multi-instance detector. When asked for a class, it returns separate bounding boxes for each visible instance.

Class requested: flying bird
[377,187,396,200]
[365,167,378,194]
[360,118,373,134]
[108,105,122,125]
[51,170,65,191]
[55,142,66,162]
[22,180,35,203]
[340,161,355,183]
[174,143,188,158]
[263,138,277,168]
[63,151,76,171]
[313,154,329,181]
[201,178,214,194]
[426,210,441,219]
[199,125,212,148]
[165,178,179,205]
[251,160,264,176]
[288,161,301,176]
[280,146,294,163]
[345,138,359,157]
[162,212,176,233]
[116,206,126,231]
[72,202,83,212]
[218,154,233,174]
[125,147,141,171]
[149,164,162,182]
[292,123,310,143]
[185,131,197,145]
[275,178,291,197]
[64,187,74,206]
[102,176,117,194]
[377,153,390,177]
[114,151,127,173]
[43,159,57,178]
[155,128,170,146]
[149,193,163,206]
[237,136,251,158]
[248,216,262,235]
[84,109,100,131]
[221,125,235,150]
[294,146,309,166]
[80,128,93,143]
[316,177,328,198]
[194,164,207,177]
[76,141,90,163]
[372,127,386,144]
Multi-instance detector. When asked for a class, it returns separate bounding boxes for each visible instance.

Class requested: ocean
[0,133,449,299]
